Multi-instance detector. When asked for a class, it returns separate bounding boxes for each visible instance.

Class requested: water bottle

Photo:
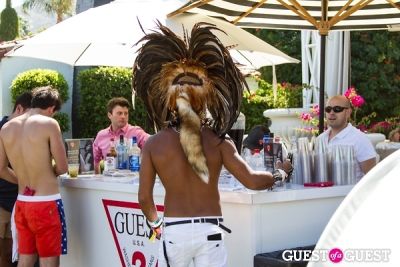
[129,137,141,172]
[117,135,127,169]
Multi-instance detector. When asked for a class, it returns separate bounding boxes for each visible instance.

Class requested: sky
[1,0,24,10]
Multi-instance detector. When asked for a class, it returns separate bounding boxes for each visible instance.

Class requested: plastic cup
[68,164,79,178]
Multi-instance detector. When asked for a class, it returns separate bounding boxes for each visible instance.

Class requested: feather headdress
[133,21,246,183]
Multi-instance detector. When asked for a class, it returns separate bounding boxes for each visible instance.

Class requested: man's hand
[275,159,293,177]
[149,217,163,242]
[149,226,162,241]
[272,159,294,186]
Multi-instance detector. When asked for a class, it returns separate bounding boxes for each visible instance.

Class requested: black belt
[164,218,232,233]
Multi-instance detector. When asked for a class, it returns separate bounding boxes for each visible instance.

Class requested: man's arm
[220,138,275,190]
[0,136,17,184]
[49,120,68,176]
[360,157,376,175]
[138,138,158,223]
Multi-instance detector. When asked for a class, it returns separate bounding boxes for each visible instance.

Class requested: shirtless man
[0,86,68,267]
[134,23,292,266]
[0,92,32,267]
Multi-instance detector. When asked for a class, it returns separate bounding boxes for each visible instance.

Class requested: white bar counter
[59,175,353,267]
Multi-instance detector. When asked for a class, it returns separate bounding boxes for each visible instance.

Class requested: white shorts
[159,217,227,267]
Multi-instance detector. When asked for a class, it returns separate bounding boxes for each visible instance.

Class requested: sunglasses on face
[325,106,349,113]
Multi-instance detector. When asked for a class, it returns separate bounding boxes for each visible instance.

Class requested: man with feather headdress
[134,22,292,266]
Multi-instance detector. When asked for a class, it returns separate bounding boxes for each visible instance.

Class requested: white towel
[11,204,18,262]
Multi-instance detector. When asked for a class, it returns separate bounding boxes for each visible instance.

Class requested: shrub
[11,69,69,103]
[241,79,303,132]
[76,67,152,138]
[10,69,70,132]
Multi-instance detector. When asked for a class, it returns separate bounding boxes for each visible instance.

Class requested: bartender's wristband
[273,169,288,182]
[148,217,163,229]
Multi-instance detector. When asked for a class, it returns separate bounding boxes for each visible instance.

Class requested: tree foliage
[0,3,19,41]
[248,28,400,124]
[246,28,302,84]
[22,0,74,23]
[350,31,400,121]
[241,80,303,132]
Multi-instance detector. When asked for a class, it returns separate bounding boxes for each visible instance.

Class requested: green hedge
[10,69,70,132]
[76,67,152,138]
[11,69,69,103]
[241,80,303,132]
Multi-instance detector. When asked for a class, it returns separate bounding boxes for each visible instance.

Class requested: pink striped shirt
[93,124,149,170]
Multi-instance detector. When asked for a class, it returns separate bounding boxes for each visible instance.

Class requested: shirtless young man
[0,86,68,267]
[134,23,292,267]
[0,92,32,267]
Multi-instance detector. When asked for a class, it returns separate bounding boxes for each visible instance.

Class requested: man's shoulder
[126,124,147,133]
[347,124,369,139]
[95,127,110,137]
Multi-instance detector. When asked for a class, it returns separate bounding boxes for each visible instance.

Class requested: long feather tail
[176,97,209,183]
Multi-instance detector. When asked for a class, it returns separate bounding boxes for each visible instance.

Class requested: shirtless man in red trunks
[0,86,68,267]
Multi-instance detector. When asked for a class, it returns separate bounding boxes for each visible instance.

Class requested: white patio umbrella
[6,0,299,70]
[170,0,400,132]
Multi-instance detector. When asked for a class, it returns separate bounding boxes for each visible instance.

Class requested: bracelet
[148,217,163,229]
[273,169,288,182]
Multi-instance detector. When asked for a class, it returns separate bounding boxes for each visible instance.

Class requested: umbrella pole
[319,34,326,134]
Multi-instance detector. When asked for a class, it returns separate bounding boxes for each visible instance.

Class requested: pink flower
[351,95,365,108]
[311,104,320,116]
[344,87,357,100]
[357,124,368,132]
[300,112,312,122]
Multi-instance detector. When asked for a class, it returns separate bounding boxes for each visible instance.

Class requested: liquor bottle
[117,135,128,169]
[104,138,117,172]
[273,135,283,167]
[129,136,141,172]
[263,133,274,172]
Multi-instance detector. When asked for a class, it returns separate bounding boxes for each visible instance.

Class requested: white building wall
[0,57,74,138]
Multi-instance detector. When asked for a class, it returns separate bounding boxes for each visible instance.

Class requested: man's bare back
[139,127,276,218]
[0,110,67,195]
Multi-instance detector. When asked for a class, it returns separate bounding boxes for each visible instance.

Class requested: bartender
[316,95,376,180]
[92,97,150,173]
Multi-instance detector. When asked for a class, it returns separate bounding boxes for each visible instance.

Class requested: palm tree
[22,0,74,23]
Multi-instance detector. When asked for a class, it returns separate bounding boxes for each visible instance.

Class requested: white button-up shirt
[317,123,377,179]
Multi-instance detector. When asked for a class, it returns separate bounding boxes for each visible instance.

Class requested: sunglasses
[325,106,349,113]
